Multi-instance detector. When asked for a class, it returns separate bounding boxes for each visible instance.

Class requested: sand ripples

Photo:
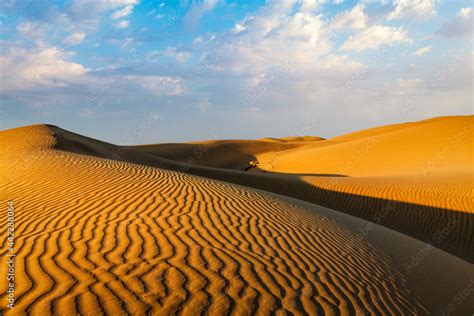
[1,150,428,315]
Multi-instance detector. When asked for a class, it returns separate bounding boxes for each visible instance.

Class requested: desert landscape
[0,115,472,315]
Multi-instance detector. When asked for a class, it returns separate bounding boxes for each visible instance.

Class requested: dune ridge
[1,120,473,314]
[259,115,474,176]
[2,120,472,261]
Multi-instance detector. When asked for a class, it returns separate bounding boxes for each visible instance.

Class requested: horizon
[2,113,471,145]
[1,0,473,144]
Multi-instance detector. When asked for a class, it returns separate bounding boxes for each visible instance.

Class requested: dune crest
[1,121,473,314]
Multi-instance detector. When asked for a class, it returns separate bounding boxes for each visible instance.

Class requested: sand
[258,116,474,176]
[0,119,473,315]
[131,116,474,261]
[136,139,313,170]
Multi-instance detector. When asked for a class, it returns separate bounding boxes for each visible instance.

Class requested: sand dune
[146,168,474,261]
[3,121,471,262]
[136,139,313,171]
[136,116,473,177]
[258,116,474,176]
[128,116,474,261]
[0,126,472,315]
[1,122,473,314]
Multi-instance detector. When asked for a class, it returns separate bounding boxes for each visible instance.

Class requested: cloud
[412,46,431,57]
[17,21,46,39]
[458,7,472,19]
[69,0,139,17]
[436,7,473,38]
[200,1,336,74]
[65,0,138,31]
[179,0,366,114]
[341,25,411,51]
[114,20,130,29]
[1,0,472,142]
[184,0,220,28]
[163,47,191,63]
[5,0,140,43]
[232,23,246,34]
[125,75,183,95]
[111,4,134,19]
[63,32,86,45]
[331,4,368,31]
[388,0,439,21]
[300,0,324,12]
[0,44,87,91]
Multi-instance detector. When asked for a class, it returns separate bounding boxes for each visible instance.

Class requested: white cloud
[10,0,140,45]
[388,0,439,21]
[232,23,246,34]
[17,21,46,39]
[111,4,134,19]
[183,0,365,113]
[184,0,220,27]
[63,32,86,46]
[163,47,191,63]
[458,7,472,19]
[126,75,184,95]
[114,20,130,29]
[204,1,339,73]
[2,0,472,140]
[69,0,139,15]
[300,0,324,12]
[0,45,87,91]
[65,0,138,32]
[341,25,411,51]
[394,78,422,91]
[436,7,473,38]
[331,4,367,31]
[412,46,431,57]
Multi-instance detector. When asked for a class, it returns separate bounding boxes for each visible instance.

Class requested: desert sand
[135,116,474,261]
[0,117,473,315]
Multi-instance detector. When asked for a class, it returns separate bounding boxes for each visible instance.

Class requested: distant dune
[136,139,303,170]
[258,116,473,176]
[0,117,473,314]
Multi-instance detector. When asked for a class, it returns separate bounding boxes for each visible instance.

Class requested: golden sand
[0,118,473,314]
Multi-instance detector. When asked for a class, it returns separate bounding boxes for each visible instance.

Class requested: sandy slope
[129,116,473,261]
[149,167,474,261]
[136,137,323,170]
[258,116,474,176]
[1,125,473,315]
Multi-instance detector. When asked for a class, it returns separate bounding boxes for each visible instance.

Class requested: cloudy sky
[0,0,472,144]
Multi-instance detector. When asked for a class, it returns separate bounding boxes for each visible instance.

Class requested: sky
[0,0,472,144]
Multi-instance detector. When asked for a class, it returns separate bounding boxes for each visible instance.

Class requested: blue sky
[0,0,472,144]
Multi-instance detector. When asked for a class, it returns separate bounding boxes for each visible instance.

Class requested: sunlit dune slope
[258,115,473,176]
[0,125,473,314]
[259,136,325,142]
